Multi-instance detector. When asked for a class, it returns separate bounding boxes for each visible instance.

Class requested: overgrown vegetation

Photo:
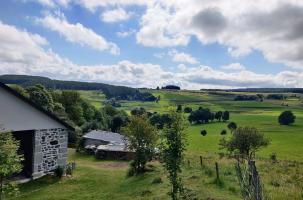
[0,131,24,200]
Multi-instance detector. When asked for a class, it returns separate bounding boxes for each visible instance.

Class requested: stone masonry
[32,128,68,179]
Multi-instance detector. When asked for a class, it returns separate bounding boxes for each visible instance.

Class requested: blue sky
[0,0,302,89]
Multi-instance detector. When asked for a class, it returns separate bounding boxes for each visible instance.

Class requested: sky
[0,0,303,89]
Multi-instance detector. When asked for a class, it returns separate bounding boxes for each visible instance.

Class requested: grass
[11,89,303,199]
[11,149,303,200]
[80,89,303,161]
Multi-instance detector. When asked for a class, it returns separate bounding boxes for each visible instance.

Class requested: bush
[278,111,295,125]
[55,166,65,178]
[151,177,163,184]
[200,130,207,136]
[184,107,192,113]
[220,129,227,135]
[270,153,277,162]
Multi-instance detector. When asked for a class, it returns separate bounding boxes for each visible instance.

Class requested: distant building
[83,130,134,160]
[0,82,73,179]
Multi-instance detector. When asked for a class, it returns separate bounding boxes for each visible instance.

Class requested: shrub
[152,177,163,184]
[220,129,227,135]
[270,153,277,162]
[278,111,295,125]
[227,122,237,133]
[200,130,207,136]
[184,107,193,113]
[55,166,65,178]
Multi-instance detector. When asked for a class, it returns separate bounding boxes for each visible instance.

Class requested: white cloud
[221,63,246,71]
[116,29,136,38]
[36,13,120,55]
[101,8,133,23]
[1,21,303,89]
[168,49,199,64]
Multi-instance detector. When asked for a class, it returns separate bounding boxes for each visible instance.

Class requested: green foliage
[54,166,64,178]
[200,130,207,136]
[278,111,295,125]
[220,129,227,135]
[10,85,29,98]
[176,105,182,113]
[122,115,158,175]
[26,84,54,111]
[220,127,270,160]
[215,111,223,121]
[183,107,192,113]
[160,111,188,200]
[130,107,146,116]
[222,111,230,121]
[149,113,172,129]
[0,132,24,200]
[227,122,237,133]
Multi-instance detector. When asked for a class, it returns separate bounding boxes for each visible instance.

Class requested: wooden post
[187,160,190,167]
[215,162,220,180]
[200,156,203,167]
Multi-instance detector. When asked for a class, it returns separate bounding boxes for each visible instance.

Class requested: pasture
[11,89,303,200]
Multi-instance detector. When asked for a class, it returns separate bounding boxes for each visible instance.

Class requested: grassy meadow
[11,89,303,200]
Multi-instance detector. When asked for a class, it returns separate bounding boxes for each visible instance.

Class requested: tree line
[0,74,156,101]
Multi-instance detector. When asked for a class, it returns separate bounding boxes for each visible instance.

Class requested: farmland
[11,89,303,200]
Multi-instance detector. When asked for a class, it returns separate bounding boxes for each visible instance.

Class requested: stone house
[0,82,73,179]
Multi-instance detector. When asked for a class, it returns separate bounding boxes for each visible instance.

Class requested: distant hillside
[201,88,303,93]
[0,75,157,101]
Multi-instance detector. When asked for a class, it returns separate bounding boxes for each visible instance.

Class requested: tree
[222,111,230,122]
[130,107,146,116]
[200,130,207,136]
[219,127,269,160]
[122,115,158,175]
[176,105,182,113]
[160,111,187,200]
[215,111,223,121]
[183,107,192,113]
[227,122,237,133]
[221,129,227,135]
[278,111,295,125]
[26,84,54,111]
[0,132,24,200]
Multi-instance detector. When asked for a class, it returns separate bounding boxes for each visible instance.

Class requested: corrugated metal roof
[83,130,127,144]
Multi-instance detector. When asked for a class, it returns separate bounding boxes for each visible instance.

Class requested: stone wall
[32,128,68,179]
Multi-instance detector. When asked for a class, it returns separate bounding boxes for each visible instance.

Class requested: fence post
[200,156,203,167]
[215,162,220,180]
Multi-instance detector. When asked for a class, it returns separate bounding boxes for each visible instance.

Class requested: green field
[11,89,303,200]
[82,89,303,161]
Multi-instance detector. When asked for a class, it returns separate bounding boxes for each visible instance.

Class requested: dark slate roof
[0,82,74,131]
[83,130,127,144]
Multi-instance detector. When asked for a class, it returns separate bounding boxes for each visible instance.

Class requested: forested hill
[0,75,156,101]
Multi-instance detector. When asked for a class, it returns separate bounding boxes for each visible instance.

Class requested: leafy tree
[183,107,192,113]
[200,130,207,136]
[219,127,269,160]
[222,111,230,122]
[160,111,187,200]
[26,84,54,111]
[130,107,146,116]
[227,122,237,133]
[111,113,128,133]
[188,108,212,124]
[278,111,296,125]
[0,132,24,200]
[221,129,227,135]
[10,85,29,98]
[215,111,223,121]
[122,115,158,174]
[176,105,182,113]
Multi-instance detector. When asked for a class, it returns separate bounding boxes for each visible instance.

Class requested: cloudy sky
[0,0,303,89]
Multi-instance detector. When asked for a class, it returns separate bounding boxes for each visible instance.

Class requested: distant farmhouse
[0,82,73,179]
[83,130,134,160]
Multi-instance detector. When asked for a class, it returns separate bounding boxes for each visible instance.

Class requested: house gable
[0,83,72,132]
